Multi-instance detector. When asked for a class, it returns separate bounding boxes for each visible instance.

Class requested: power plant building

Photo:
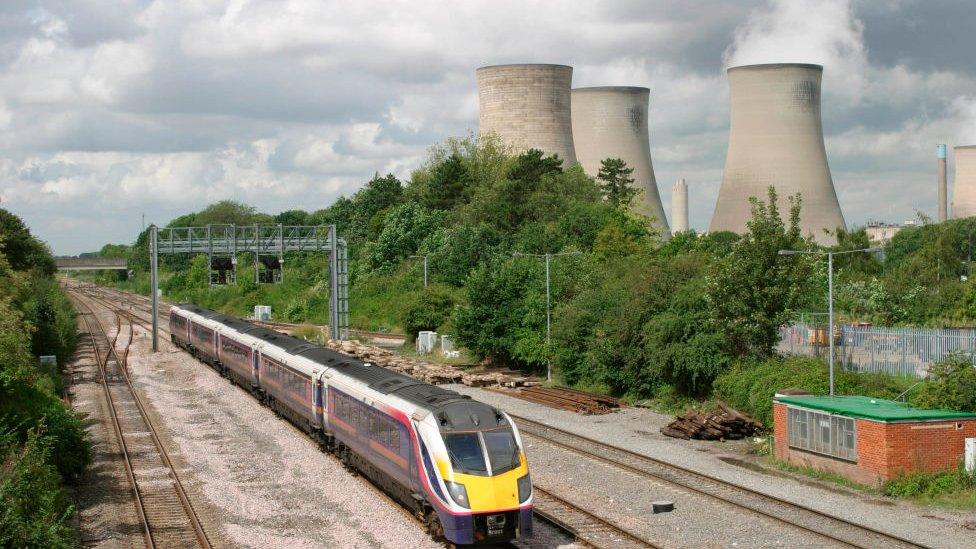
[710,63,846,245]
[672,178,689,233]
[477,64,576,165]
[571,86,669,233]
[953,146,976,219]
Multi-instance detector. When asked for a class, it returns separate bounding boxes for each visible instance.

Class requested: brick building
[773,395,976,485]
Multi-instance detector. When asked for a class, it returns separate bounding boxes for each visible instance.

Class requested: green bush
[401,285,456,339]
[0,430,77,548]
[713,355,915,427]
[912,355,976,412]
[883,468,975,499]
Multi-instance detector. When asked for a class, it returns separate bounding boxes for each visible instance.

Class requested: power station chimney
[710,63,846,245]
[938,144,948,222]
[953,146,976,219]
[571,86,669,234]
[477,64,576,165]
[672,178,689,233]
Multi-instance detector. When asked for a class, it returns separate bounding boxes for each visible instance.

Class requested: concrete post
[150,225,159,352]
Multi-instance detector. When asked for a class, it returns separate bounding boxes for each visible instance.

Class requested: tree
[366,203,444,271]
[401,285,456,338]
[453,258,545,367]
[507,148,562,183]
[417,153,473,210]
[596,158,637,207]
[0,209,56,275]
[193,201,265,226]
[708,186,813,358]
[420,223,501,286]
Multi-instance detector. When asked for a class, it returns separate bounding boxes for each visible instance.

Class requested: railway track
[71,283,662,548]
[532,486,660,548]
[71,291,212,549]
[512,415,928,549]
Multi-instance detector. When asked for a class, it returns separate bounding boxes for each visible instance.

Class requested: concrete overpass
[56,258,128,271]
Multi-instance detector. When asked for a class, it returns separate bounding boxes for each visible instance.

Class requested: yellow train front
[416,400,533,544]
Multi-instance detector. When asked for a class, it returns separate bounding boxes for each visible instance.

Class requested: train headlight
[517,474,532,503]
[445,481,470,509]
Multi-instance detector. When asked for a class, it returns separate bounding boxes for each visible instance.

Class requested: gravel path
[447,385,976,549]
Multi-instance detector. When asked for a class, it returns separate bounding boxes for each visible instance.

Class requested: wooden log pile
[660,402,764,441]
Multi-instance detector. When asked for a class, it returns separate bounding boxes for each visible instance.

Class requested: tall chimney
[710,63,846,245]
[938,144,948,222]
[672,178,689,233]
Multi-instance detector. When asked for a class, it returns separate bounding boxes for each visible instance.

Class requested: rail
[70,291,213,548]
[512,415,927,549]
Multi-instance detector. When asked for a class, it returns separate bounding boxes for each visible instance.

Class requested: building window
[787,407,857,462]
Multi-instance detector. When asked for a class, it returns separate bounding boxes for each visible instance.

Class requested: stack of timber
[660,402,763,440]
[324,339,540,388]
[497,386,622,415]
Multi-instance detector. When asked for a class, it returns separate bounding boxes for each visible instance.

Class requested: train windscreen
[444,427,520,476]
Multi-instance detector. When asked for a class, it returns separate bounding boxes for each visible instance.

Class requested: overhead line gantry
[148,224,349,351]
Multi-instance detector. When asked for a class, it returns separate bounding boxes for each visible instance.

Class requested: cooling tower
[477,64,576,165]
[938,144,948,222]
[953,146,976,219]
[672,178,689,233]
[710,63,845,245]
[571,86,669,234]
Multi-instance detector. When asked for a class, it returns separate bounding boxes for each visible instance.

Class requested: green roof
[775,395,976,422]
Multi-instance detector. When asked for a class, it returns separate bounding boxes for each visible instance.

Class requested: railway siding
[71,293,214,549]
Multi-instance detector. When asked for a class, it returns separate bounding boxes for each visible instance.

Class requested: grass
[771,458,976,510]
[882,468,976,509]
[771,458,878,493]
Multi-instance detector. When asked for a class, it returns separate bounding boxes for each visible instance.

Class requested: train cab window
[483,428,520,474]
[444,433,488,476]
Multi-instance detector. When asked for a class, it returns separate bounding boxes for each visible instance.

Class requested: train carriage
[213,316,263,392]
[167,304,532,545]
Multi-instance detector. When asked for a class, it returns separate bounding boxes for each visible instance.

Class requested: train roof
[181,304,506,423]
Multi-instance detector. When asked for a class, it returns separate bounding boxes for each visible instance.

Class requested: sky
[1,0,975,255]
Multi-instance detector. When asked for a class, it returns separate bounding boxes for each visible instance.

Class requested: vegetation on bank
[0,208,90,547]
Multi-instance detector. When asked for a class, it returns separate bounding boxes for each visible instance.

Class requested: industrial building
[571,86,669,234]
[774,394,976,485]
[477,64,576,165]
[953,145,976,219]
[710,63,846,245]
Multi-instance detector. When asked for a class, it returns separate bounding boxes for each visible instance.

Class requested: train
[168,304,533,545]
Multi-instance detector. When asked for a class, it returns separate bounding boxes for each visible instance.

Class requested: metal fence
[778,323,976,378]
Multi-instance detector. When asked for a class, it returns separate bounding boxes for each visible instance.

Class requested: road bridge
[56,258,128,271]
